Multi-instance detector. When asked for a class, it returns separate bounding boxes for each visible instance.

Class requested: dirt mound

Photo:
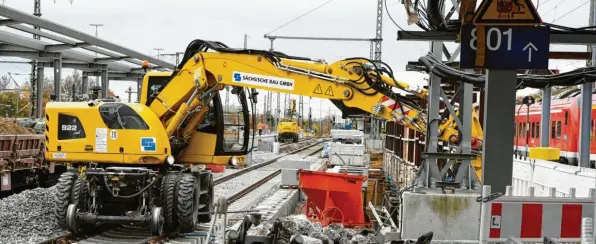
[0,118,35,135]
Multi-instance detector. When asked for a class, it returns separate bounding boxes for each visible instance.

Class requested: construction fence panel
[479,185,593,244]
[512,156,596,198]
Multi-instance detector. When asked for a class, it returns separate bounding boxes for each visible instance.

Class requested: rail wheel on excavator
[53,169,215,235]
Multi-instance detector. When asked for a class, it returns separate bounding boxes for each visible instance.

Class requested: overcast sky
[0,0,590,119]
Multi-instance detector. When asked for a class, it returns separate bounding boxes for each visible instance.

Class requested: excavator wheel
[198,172,214,223]
[53,172,79,228]
[176,174,199,233]
[160,173,180,232]
[293,134,299,143]
[71,177,89,212]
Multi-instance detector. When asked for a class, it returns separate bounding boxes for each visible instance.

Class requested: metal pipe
[79,213,148,225]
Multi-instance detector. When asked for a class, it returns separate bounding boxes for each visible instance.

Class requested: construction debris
[277,215,362,244]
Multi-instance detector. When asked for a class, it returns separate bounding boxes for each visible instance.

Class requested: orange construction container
[297,169,370,227]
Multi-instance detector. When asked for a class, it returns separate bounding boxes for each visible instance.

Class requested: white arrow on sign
[523,42,538,62]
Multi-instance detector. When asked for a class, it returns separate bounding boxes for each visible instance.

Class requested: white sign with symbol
[491,215,501,228]
[110,130,118,140]
[523,42,538,62]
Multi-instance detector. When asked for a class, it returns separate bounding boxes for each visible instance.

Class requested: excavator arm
[145,40,428,140]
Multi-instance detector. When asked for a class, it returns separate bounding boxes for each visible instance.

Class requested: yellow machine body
[44,102,170,164]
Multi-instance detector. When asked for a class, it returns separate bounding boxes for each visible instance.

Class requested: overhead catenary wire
[265,0,335,35]
[551,0,590,23]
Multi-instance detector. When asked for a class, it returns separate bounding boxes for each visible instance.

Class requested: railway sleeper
[53,165,215,236]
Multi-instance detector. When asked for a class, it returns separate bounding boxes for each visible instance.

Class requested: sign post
[460,0,549,193]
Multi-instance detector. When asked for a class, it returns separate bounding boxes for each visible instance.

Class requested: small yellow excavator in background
[277,98,301,142]
[45,40,482,235]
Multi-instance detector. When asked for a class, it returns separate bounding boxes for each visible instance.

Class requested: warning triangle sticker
[313,84,323,94]
[473,0,542,26]
[324,86,334,96]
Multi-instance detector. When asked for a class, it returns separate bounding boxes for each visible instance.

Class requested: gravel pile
[0,118,36,135]
[0,186,66,244]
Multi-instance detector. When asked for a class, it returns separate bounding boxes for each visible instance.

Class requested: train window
[551,121,556,139]
[556,121,562,139]
[536,122,540,138]
[565,111,568,125]
[531,122,535,138]
[58,114,86,140]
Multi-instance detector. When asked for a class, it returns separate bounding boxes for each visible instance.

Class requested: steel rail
[214,139,329,185]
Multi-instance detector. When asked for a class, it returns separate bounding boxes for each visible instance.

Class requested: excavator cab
[140,72,256,170]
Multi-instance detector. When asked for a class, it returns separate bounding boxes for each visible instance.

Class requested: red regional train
[514,88,596,167]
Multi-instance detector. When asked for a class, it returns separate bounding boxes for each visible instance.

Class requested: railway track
[214,139,328,185]
[226,144,324,205]
[40,140,327,244]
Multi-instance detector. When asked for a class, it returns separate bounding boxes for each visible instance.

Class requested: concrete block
[281,160,311,170]
[281,160,312,187]
[258,141,279,153]
[255,189,300,222]
[329,143,365,156]
[329,153,370,167]
[401,191,481,240]
[330,129,364,143]
[365,139,384,149]
[281,169,300,186]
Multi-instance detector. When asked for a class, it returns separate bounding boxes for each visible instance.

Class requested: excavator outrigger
[46,40,482,235]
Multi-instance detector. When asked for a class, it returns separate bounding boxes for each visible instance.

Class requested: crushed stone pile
[272,215,369,244]
[15,118,45,134]
[0,118,36,134]
[0,186,67,244]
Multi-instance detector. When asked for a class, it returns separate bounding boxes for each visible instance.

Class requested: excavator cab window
[195,88,253,155]
[144,76,170,106]
[98,103,149,130]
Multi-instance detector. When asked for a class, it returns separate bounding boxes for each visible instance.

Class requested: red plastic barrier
[298,169,369,227]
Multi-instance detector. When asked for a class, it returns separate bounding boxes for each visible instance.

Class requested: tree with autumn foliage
[0,70,117,118]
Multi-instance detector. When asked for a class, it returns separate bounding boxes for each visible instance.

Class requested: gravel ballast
[0,186,66,244]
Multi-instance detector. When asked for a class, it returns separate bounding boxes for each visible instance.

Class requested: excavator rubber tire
[71,177,88,212]
[198,172,214,223]
[176,174,199,233]
[53,172,76,228]
[293,134,298,143]
[160,173,180,232]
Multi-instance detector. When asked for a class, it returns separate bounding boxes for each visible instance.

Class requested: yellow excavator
[45,40,482,235]
[277,98,301,142]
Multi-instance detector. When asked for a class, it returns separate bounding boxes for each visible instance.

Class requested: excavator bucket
[297,169,370,227]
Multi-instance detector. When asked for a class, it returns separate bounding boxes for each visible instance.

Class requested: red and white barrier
[479,185,594,243]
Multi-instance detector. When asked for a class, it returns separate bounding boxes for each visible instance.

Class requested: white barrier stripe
[543,203,562,238]
[488,238,581,242]
[501,202,522,238]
